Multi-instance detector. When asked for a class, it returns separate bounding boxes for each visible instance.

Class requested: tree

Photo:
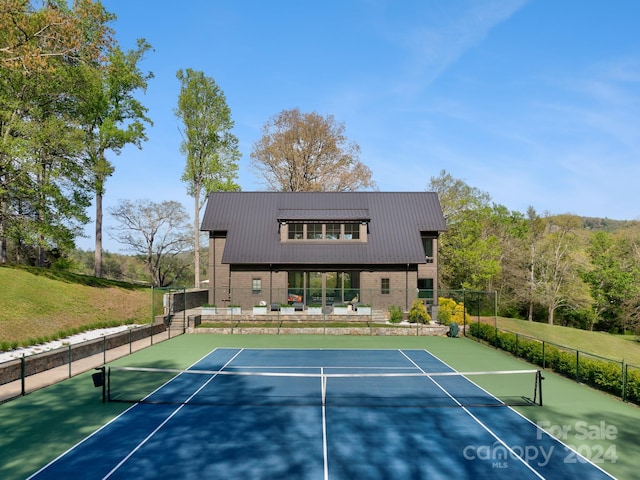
[108,199,192,287]
[0,0,111,72]
[0,0,114,264]
[174,68,240,288]
[250,108,375,192]
[81,39,153,278]
[583,231,640,332]
[522,207,547,321]
[428,170,499,290]
[428,169,491,222]
[534,215,591,324]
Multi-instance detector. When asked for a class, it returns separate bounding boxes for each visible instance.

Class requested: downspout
[405,264,409,311]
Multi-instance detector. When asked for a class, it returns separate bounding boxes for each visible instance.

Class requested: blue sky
[86,0,640,252]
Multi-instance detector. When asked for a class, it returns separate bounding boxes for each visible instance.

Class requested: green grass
[0,265,151,349]
[477,316,640,366]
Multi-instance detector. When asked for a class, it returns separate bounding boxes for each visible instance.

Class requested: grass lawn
[477,316,640,366]
[0,266,150,348]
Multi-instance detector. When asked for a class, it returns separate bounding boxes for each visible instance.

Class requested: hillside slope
[478,316,640,366]
[0,266,150,347]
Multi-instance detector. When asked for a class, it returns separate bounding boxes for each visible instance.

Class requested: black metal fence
[468,322,640,405]
[0,322,169,403]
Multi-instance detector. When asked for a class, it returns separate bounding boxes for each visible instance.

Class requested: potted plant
[280,303,295,315]
[253,304,268,315]
[357,304,372,315]
[227,305,241,315]
[333,304,349,315]
[307,304,322,314]
[201,304,217,315]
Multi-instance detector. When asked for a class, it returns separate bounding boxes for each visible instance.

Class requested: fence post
[68,344,72,378]
[542,341,546,369]
[576,350,580,383]
[622,361,627,402]
[515,333,519,358]
[21,355,25,396]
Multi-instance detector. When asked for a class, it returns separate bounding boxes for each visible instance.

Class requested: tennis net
[99,365,543,408]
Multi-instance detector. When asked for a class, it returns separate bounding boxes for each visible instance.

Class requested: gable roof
[200,192,446,265]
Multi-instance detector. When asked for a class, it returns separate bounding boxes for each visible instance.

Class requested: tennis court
[27,347,614,480]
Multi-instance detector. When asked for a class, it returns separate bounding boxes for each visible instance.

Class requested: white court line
[25,347,242,480]
[321,367,329,480]
[101,348,245,480]
[399,350,546,479]
[403,349,616,480]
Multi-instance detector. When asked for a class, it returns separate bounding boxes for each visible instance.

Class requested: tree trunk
[0,218,6,264]
[94,191,103,278]
[194,189,200,288]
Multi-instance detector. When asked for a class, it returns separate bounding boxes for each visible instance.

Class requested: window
[307,224,323,240]
[381,278,390,294]
[325,223,341,240]
[252,278,262,294]
[417,278,433,300]
[422,235,434,262]
[284,222,364,241]
[288,223,304,240]
[344,223,360,240]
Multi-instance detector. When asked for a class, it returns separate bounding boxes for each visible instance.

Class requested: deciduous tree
[250,108,375,192]
[534,214,591,324]
[174,68,240,287]
[108,199,192,287]
[81,39,153,278]
[0,0,114,265]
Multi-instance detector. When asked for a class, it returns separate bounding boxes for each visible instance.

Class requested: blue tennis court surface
[29,348,615,479]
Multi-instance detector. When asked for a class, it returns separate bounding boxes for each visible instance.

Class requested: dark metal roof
[278,209,370,222]
[200,192,447,265]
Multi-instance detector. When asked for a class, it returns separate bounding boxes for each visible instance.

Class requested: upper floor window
[344,223,360,240]
[288,223,304,240]
[421,234,434,263]
[325,223,341,240]
[283,221,365,242]
[307,223,323,240]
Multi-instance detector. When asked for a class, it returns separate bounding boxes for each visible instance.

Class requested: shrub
[408,299,430,324]
[437,297,469,326]
[469,321,638,406]
[626,367,640,404]
[388,305,403,323]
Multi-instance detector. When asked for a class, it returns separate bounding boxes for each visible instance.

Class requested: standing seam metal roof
[200,192,446,265]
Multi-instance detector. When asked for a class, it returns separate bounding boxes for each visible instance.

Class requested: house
[200,191,447,314]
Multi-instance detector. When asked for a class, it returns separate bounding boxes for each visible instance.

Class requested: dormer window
[307,224,323,239]
[288,223,304,240]
[344,223,360,240]
[283,222,366,242]
[325,224,341,240]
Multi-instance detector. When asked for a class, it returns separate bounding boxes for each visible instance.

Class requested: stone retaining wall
[193,325,449,336]
[0,323,166,385]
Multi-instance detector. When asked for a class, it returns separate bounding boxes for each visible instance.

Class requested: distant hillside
[0,266,151,348]
[581,216,640,231]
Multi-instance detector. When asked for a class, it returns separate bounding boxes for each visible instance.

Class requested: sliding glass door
[288,271,360,307]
